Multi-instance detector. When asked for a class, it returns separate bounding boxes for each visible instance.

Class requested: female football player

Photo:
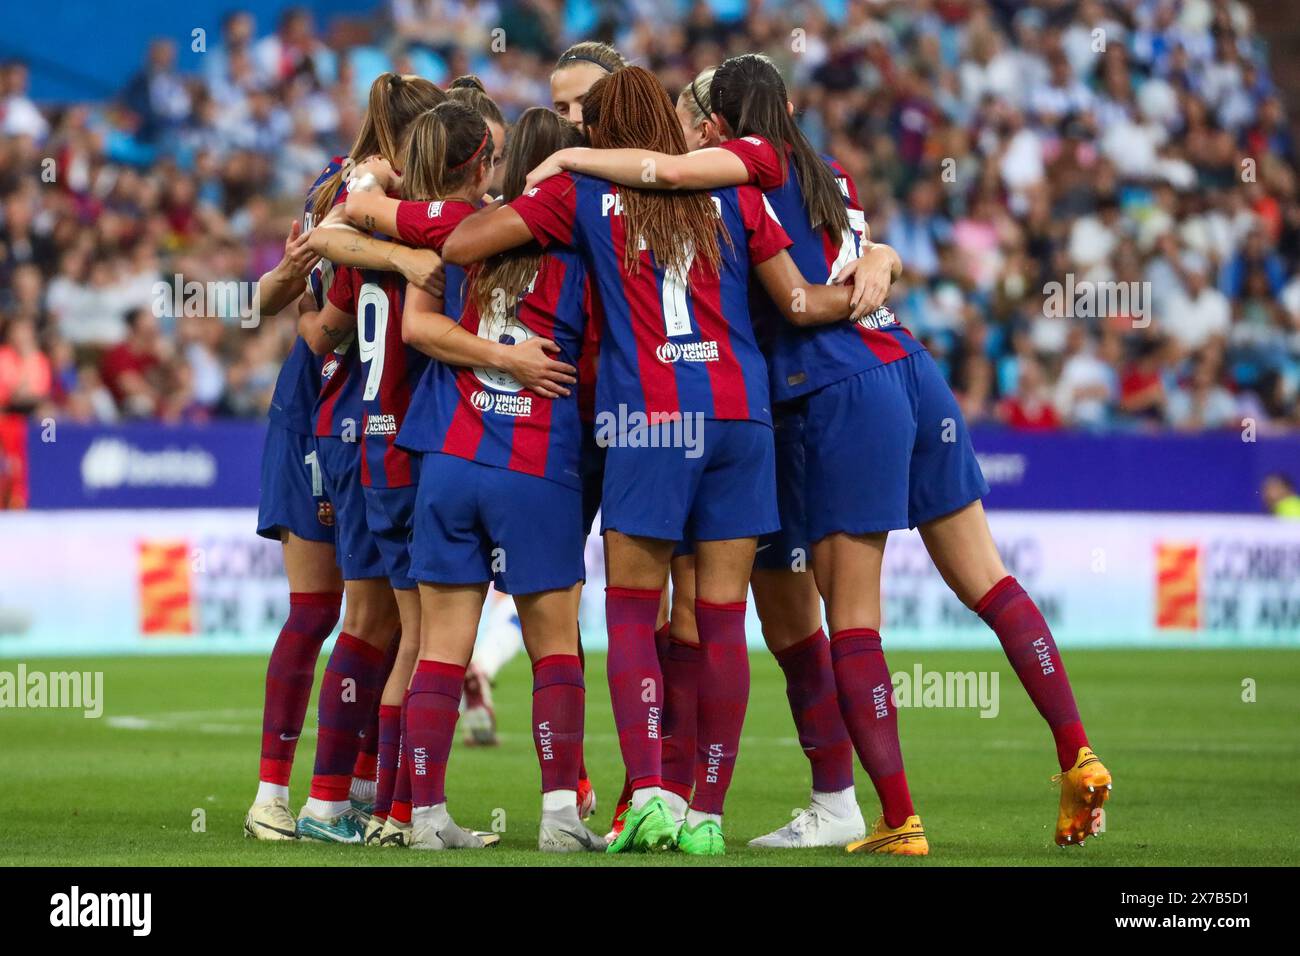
[525,59,884,849]
[449,74,508,196]
[308,101,581,850]
[528,53,1113,852]
[443,66,872,855]
[245,72,446,843]
[358,106,606,852]
[446,73,513,745]
[550,40,626,130]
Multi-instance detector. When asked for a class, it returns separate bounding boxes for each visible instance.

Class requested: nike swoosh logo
[756,544,772,552]
[302,821,361,843]
[559,827,600,849]
[249,821,297,838]
[279,733,299,742]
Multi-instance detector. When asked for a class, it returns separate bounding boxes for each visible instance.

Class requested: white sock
[630,787,660,810]
[255,781,290,804]
[662,790,689,821]
[305,797,351,819]
[412,802,449,826]
[811,787,858,819]
[349,777,377,803]
[542,789,577,815]
[685,809,721,829]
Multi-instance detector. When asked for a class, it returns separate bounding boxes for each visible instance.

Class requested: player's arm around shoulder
[441,200,534,266]
[753,250,853,327]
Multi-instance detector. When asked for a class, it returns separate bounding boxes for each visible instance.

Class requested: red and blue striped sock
[532,655,585,794]
[830,628,914,828]
[977,576,1088,771]
[406,660,464,808]
[660,638,700,802]
[371,704,402,819]
[389,690,412,823]
[775,627,855,794]
[605,587,664,792]
[690,600,750,816]
[352,632,399,785]
[258,592,340,788]
[308,632,386,803]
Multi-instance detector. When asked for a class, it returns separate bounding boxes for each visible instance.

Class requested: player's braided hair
[582,66,727,276]
[710,54,850,240]
[468,108,583,317]
[400,101,493,202]
[308,72,444,224]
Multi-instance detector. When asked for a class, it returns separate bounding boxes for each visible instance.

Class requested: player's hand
[278,219,316,280]
[836,247,893,321]
[523,149,572,194]
[503,338,577,399]
[351,155,399,192]
[395,247,444,297]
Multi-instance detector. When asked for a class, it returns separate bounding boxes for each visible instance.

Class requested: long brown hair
[582,66,726,276]
[448,74,506,128]
[308,72,444,224]
[468,108,583,316]
[399,100,493,203]
[710,54,850,240]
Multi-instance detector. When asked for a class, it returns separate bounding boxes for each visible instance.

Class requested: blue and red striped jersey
[302,158,366,439]
[721,135,925,403]
[267,157,347,434]
[312,343,360,439]
[391,198,477,454]
[327,264,427,488]
[510,172,788,427]
[419,250,590,489]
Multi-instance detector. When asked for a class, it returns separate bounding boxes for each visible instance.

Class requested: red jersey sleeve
[395,198,476,251]
[737,185,792,265]
[720,135,786,191]
[326,264,357,313]
[509,172,578,248]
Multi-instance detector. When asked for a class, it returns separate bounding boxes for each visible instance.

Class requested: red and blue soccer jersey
[721,135,925,404]
[326,265,428,488]
[304,158,366,440]
[268,157,349,435]
[389,198,478,453]
[312,342,359,439]
[510,172,788,426]
[420,251,591,489]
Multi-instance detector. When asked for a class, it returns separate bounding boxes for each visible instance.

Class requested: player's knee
[340,591,399,643]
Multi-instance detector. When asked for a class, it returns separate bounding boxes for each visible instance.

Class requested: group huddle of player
[244,40,1113,857]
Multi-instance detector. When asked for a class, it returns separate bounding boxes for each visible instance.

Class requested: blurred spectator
[0,317,51,412]
[998,357,1062,430]
[1261,472,1300,518]
[100,308,167,417]
[0,0,1295,438]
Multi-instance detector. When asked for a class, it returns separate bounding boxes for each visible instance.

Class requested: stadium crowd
[0,0,1298,433]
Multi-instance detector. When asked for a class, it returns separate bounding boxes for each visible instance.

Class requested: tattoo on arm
[363,214,376,232]
[320,324,347,344]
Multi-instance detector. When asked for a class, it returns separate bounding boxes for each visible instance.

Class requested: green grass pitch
[3,648,1297,866]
